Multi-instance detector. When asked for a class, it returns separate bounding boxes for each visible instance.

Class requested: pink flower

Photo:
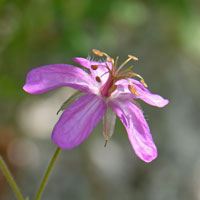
[23,50,168,162]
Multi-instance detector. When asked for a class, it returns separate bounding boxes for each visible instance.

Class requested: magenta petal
[73,57,111,70]
[23,64,96,94]
[115,79,169,108]
[72,57,92,69]
[52,94,107,149]
[109,98,157,162]
[132,80,169,107]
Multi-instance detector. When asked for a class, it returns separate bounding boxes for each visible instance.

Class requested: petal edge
[52,94,107,149]
[23,64,96,94]
[109,98,157,162]
[114,79,169,108]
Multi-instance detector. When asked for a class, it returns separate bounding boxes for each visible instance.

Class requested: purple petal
[115,79,169,107]
[73,57,111,84]
[109,98,157,162]
[73,57,94,69]
[23,64,97,94]
[52,94,107,149]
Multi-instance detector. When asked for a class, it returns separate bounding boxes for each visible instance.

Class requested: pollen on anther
[92,49,103,57]
[91,65,98,70]
[96,76,101,82]
[128,55,138,61]
[128,85,139,95]
[141,80,148,88]
[106,57,113,63]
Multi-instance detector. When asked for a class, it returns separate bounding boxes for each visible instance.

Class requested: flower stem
[0,155,24,200]
[34,147,61,200]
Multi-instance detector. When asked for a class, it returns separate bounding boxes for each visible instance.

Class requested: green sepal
[103,106,116,147]
[57,91,85,115]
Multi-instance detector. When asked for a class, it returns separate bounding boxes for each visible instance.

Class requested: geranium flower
[23,49,168,162]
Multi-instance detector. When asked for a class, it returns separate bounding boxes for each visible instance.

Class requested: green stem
[0,155,24,200]
[34,147,61,200]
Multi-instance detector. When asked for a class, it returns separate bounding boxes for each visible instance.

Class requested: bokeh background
[1,0,200,199]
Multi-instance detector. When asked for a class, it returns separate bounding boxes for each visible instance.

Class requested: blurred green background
[1,0,200,199]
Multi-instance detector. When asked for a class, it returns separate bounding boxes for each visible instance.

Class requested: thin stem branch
[34,147,61,200]
[0,155,24,200]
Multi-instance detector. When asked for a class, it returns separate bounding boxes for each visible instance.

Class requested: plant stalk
[0,156,24,200]
[34,147,61,200]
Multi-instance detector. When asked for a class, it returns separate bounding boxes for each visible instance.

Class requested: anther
[134,73,148,88]
[91,65,98,70]
[140,80,148,88]
[96,76,101,83]
[106,56,114,64]
[92,49,104,57]
[92,49,114,65]
[128,55,138,61]
[128,85,139,95]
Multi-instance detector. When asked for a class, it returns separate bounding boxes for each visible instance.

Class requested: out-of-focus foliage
[0,0,200,200]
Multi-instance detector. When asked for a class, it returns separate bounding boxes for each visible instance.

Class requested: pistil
[100,74,114,97]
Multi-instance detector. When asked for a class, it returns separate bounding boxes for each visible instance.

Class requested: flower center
[92,49,148,98]
[100,74,114,97]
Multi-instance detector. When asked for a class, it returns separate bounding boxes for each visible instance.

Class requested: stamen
[115,75,127,81]
[100,71,109,78]
[117,66,134,76]
[96,63,113,78]
[106,56,114,64]
[113,56,119,74]
[126,78,139,95]
[140,79,148,88]
[104,63,113,75]
[91,65,98,70]
[128,55,138,61]
[115,57,132,74]
[128,72,148,88]
[128,85,139,96]
[96,76,101,82]
[96,63,112,75]
[92,49,104,57]
[92,49,114,65]
[108,85,117,94]
[116,54,138,75]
